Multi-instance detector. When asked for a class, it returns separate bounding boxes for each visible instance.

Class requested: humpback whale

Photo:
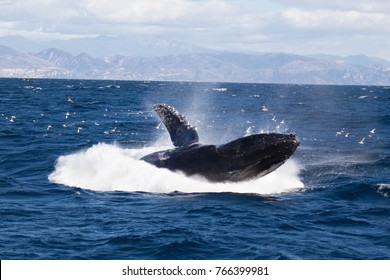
[141,104,300,182]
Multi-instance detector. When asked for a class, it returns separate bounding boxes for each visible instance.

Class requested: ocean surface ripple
[1,78,389,259]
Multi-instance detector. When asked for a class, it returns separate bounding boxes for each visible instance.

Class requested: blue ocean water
[0,78,389,259]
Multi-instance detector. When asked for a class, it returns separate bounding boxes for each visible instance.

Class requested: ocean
[0,78,389,259]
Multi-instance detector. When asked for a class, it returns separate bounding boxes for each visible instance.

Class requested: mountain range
[0,36,389,85]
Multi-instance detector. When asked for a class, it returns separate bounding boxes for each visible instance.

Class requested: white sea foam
[49,143,304,195]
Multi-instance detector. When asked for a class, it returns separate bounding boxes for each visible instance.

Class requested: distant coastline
[1,44,389,86]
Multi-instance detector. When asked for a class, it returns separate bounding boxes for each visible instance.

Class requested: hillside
[1,45,389,85]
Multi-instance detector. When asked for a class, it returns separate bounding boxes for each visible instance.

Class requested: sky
[0,0,389,60]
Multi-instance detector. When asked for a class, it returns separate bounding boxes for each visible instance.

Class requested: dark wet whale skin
[141,104,300,182]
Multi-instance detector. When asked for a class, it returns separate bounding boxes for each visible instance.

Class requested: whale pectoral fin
[153,104,199,147]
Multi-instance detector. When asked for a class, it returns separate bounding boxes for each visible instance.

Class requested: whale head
[216,133,300,181]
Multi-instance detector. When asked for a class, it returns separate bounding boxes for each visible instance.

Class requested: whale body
[141,104,300,182]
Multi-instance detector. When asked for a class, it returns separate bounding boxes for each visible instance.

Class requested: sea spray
[49,143,304,194]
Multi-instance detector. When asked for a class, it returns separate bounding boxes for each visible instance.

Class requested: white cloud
[85,0,187,23]
[0,0,389,60]
[283,8,390,33]
[275,0,390,13]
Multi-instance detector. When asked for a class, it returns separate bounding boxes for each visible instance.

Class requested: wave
[48,143,304,195]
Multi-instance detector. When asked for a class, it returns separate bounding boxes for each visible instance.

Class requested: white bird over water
[359,137,365,144]
[370,128,376,134]
[245,126,253,136]
[66,95,76,105]
[336,128,345,136]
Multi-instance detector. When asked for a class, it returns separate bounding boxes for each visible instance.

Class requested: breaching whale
[141,104,300,182]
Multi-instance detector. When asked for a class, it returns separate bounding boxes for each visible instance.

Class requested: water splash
[49,143,304,195]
